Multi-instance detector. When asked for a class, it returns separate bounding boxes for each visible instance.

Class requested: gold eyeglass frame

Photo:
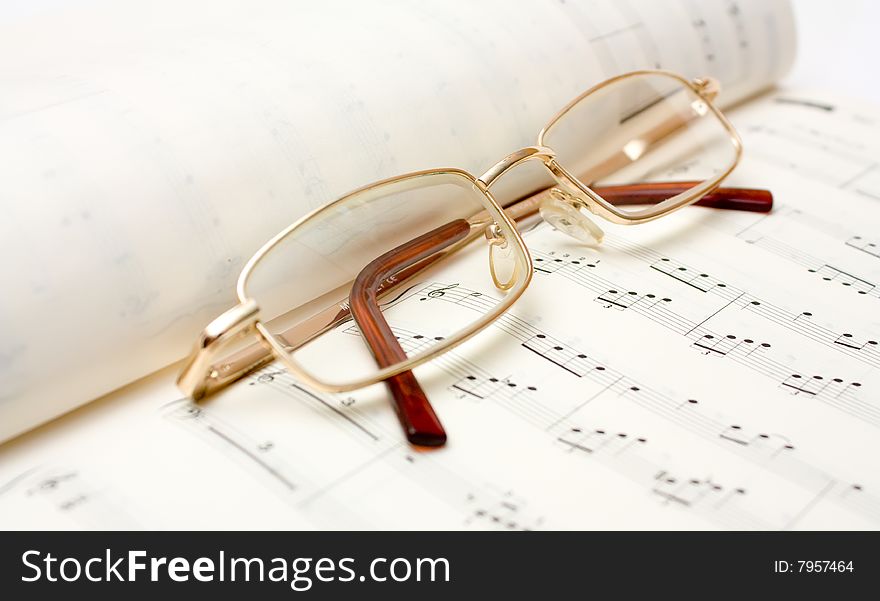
[178,69,743,401]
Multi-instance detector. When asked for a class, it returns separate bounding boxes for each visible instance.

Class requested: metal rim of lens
[536,69,742,224]
[240,168,534,392]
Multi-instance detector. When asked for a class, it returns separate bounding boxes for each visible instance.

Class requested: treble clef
[180,404,204,420]
[424,283,460,300]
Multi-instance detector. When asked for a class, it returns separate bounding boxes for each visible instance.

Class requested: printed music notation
[24,471,90,512]
[719,424,795,456]
[691,332,772,357]
[4,259,876,530]
[834,332,878,351]
[736,118,880,197]
[415,281,880,526]
[551,414,781,528]
[520,333,607,378]
[543,234,880,371]
[845,235,880,260]
[444,366,555,432]
[777,376,880,430]
[450,374,537,401]
[554,419,782,528]
[644,468,830,529]
[463,489,544,531]
[556,426,648,456]
[526,247,879,430]
[650,257,728,293]
[746,236,880,298]
[735,91,880,202]
[167,387,551,530]
[0,467,136,528]
[166,400,302,494]
[732,215,880,299]
[343,322,447,356]
[738,234,880,304]
[649,252,877,333]
[393,450,550,531]
[651,470,744,510]
[423,277,875,434]
[558,426,776,528]
[533,255,599,274]
[809,264,876,296]
[255,330,880,528]
[728,234,878,297]
[691,18,716,64]
[249,372,383,443]
[595,289,669,310]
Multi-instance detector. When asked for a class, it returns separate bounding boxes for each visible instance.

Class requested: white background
[2,0,878,102]
[783,0,880,102]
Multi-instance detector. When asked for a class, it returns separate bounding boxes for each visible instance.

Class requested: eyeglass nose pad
[484,223,518,291]
[539,188,604,245]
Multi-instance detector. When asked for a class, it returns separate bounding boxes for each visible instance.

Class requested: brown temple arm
[348,219,473,447]
[597,181,772,212]
[350,182,772,446]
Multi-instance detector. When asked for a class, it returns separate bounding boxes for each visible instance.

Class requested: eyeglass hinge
[177,300,261,400]
[692,77,720,100]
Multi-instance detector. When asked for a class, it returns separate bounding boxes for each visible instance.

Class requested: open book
[2,0,879,529]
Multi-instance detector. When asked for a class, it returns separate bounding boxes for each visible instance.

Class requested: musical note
[541,237,880,375]
[533,252,597,274]
[775,372,880,431]
[780,374,861,399]
[738,229,880,299]
[845,235,880,259]
[450,374,539,410]
[652,470,744,509]
[719,424,795,457]
[520,334,605,378]
[419,275,880,439]
[342,323,443,355]
[651,257,728,292]
[691,333,770,357]
[833,332,879,351]
[727,0,749,50]
[326,275,880,526]
[557,426,647,456]
[809,264,875,295]
[832,483,880,525]
[595,289,668,310]
[690,18,715,63]
[529,242,880,435]
[451,375,522,400]
[464,490,544,531]
[396,450,547,530]
[648,468,774,528]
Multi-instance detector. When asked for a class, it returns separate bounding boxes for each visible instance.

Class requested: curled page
[0,0,795,442]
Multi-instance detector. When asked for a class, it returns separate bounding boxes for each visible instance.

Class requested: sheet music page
[0,0,796,442]
[2,87,879,530]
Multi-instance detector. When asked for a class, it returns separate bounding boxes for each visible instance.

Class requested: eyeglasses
[177,70,771,446]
